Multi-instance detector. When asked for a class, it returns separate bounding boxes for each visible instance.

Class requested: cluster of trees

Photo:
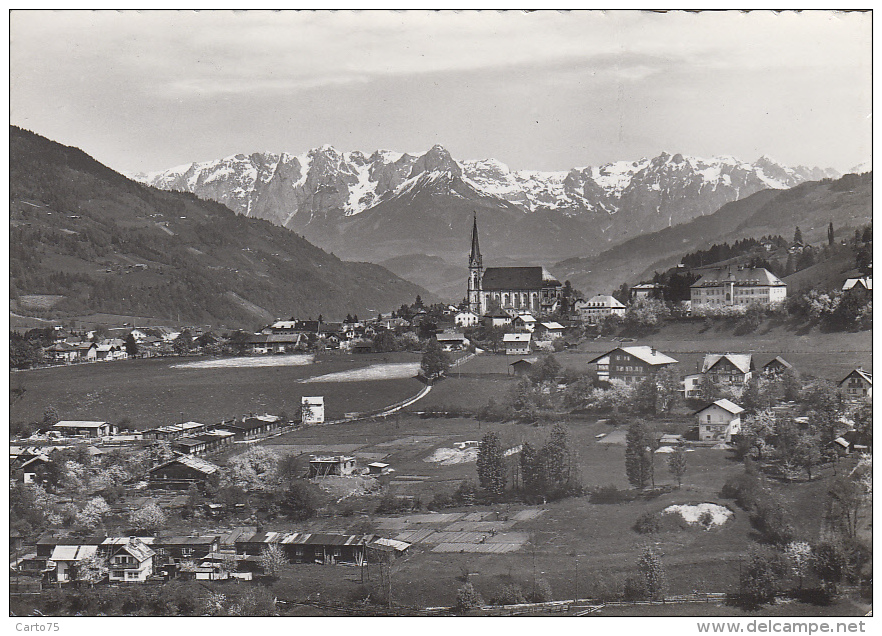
[10,580,278,617]
[476,423,581,503]
[731,456,871,607]
[681,236,788,269]
[785,288,872,331]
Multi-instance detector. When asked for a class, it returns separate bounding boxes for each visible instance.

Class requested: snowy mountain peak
[135,147,839,244]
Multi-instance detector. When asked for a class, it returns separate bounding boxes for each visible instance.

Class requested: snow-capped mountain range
[134,145,839,264]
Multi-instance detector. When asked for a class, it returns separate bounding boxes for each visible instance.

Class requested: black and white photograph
[7,8,873,623]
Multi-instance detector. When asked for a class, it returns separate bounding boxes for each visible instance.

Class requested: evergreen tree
[667,445,688,488]
[638,546,668,600]
[793,226,803,245]
[124,333,139,357]
[420,338,450,382]
[828,221,835,246]
[477,431,506,497]
[625,420,655,490]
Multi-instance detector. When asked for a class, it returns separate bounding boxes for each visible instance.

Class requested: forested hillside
[9,127,430,327]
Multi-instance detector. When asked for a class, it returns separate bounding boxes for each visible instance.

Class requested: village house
[152,535,221,565]
[367,462,394,475]
[509,357,538,376]
[511,313,537,332]
[839,368,872,402]
[172,437,208,455]
[682,373,703,399]
[842,276,872,300]
[695,398,744,442]
[630,283,661,300]
[103,537,156,583]
[309,454,357,477]
[588,346,678,385]
[483,309,513,328]
[10,450,50,484]
[148,454,220,490]
[236,531,374,566]
[535,321,565,340]
[301,396,325,425]
[43,341,80,364]
[52,420,114,438]
[690,266,787,311]
[575,295,626,323]
[454,311,479,328]
[224,413,281,440]
[762,356,793,376]
[503,332,531,355]
[700,353,754,387]
[48,544,100,583]
[435,331,468,351]
[144,421,210,441]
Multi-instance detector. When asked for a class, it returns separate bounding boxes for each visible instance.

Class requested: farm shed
[309,454,357,477]
[148,455,220,490]
[509,357,537,376]
[52,420,114,438]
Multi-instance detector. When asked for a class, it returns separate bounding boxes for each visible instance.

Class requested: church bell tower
[468,213,484,315]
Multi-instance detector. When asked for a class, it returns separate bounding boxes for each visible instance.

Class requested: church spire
[469,212,482,269]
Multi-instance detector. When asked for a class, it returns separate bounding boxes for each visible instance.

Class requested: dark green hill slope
[8,126,430,327]
[554,173,871,296]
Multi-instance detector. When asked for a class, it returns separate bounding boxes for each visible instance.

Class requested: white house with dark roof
[690,266,786,311]
[695,399,744,442]
[839,368,872,402]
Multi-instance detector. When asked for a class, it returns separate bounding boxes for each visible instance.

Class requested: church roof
[483,267,557,291]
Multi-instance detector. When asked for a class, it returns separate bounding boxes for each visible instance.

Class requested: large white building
[690,267,786,311]
[575,295,626,323]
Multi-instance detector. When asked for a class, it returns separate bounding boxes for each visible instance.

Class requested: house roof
[514,313,537,323]
[540,321,564,330]
[435,332,466,342]
[696,398,745,416]
[174,437,205,448]
[153,535,219,547]
[503,333,531,343]
[583,295,626,308]
[54,420,109,429]
[842,277,872,291]
[690,267,785,288]
[701,353,753,375]
[149,454,220,475]
[840,369,872,386]
[111,539,156,561]
[50,545,98,562]
[588,346,677,366]
[484,309,511,319]
[482,267,558,291]
[510,357,538,367]
[763,356,793,370]
[370,538,411,552]
[631,283,660,290]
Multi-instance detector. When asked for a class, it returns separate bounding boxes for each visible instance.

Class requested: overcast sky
[10,9,872,175]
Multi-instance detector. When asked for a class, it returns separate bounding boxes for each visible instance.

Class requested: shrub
[590,484,634,504]
[427,492,453,511]
[492,584,526,605]
[634,511,661,534]
[529,578,553,603]
[455,582,484,613]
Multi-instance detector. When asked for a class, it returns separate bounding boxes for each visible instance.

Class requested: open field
[10,351,425,429]
[171,354,314,369]
[252,410,857,610]
[577,320,872,381]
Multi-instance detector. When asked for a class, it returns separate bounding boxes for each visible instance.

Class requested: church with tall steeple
[467,213,562,316]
